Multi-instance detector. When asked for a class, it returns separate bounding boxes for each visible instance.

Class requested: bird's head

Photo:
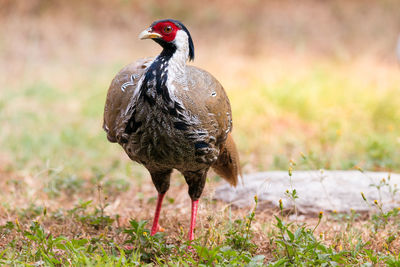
[139,19,194,61]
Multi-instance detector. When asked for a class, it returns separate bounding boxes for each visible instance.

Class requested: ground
[1,166,400,265]
[1,0,400,265]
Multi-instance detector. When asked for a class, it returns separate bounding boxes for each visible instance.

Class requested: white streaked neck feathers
[131,30,190,103]
[167,30,190,81]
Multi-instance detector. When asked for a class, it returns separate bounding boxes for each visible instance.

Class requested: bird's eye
[164,25,172,34]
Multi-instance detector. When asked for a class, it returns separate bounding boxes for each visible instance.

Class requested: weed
[123,219,171,263]
[223,197,258,253]
[271,202,348,265]
[285,160,299,217]
[68,199,115,230]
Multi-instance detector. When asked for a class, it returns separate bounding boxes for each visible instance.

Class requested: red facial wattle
[151,22,179,42]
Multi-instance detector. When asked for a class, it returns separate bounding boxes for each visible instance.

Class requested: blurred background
[1,0,400,183]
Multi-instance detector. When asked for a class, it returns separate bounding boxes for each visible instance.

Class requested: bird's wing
[185,66,240,186]
[103,58,153,143]
[185,66,232,142]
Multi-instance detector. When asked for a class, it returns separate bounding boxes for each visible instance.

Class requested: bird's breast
[121,98,219,170]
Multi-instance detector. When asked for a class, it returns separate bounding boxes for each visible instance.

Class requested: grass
[0,187,264,266]
[1,55,400,266]
[1,177,400,265]
[230,60,400,171]
[1,0,400,265]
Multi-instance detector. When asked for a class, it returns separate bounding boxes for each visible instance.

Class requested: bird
[103,19,241,240]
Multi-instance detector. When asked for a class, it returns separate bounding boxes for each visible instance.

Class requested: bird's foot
[186,241,196,253]
[150,224,165,236]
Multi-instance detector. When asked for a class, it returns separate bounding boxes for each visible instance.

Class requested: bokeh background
[1,0,400,185]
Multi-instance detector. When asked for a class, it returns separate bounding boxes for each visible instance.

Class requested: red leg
[151,193,165,236]
[188,199,199,240]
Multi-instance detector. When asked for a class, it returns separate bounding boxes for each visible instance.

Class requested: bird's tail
[212,133,241,187]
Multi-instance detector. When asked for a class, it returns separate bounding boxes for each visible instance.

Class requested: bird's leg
[188,199,199,240]
[151,193,165,236]
[183,168,208,241]
[149,169,172,236]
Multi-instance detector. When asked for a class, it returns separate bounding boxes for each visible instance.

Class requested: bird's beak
[139,28,162,40]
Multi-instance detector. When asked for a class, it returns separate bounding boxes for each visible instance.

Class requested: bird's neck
[144,45,188,87]
[138,45,188,106]
[165,45,189,80]
[159,42,189,81]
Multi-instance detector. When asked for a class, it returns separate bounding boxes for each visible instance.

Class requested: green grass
[2,189,400,266]
[0,196,264,266]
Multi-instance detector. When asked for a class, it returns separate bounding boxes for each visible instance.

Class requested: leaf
[274,216,283,229]
[287,229,295,242]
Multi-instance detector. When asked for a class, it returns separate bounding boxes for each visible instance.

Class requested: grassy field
[1,0,400,265]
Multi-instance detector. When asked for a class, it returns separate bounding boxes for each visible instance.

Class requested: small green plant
[0,221,15,235]
[285,160,299,217]
[364,172,398,203]
[123,219,171,263]
[21,221,68,265]
[193,244,265,266]
[68,198,115,230]
[271,201,349,265]
[225,195,258,252]
[193,196,264,266]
